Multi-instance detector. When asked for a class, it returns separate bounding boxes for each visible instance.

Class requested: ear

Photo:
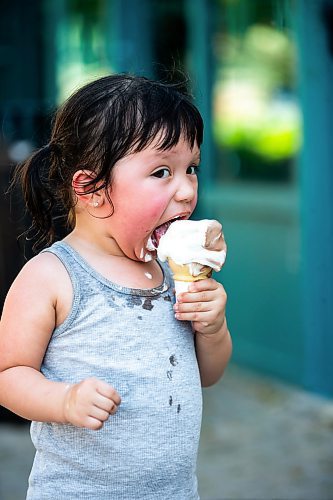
[72,170,105,207]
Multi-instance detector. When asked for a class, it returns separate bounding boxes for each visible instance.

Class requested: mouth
[146,215,188,252]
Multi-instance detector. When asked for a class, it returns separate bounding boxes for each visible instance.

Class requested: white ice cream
[157,219,226,274]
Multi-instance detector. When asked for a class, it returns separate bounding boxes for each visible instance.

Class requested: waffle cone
[167,259,212,282]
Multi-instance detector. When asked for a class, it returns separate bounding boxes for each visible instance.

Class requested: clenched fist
[62,377,121,430]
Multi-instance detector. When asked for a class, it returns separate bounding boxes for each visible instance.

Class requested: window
[212,0,301,183]
[52,0,112,103]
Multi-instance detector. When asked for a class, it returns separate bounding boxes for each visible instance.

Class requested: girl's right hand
[63,377,121,430]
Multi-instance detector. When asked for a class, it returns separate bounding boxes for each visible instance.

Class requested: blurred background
[1,0,333,499]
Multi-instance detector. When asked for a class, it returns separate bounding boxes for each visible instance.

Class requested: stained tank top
[27,241,202,499]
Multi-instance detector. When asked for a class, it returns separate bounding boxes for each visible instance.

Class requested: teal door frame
[185,0,215,215]
[108,0,154,77]
[298,0,333,395]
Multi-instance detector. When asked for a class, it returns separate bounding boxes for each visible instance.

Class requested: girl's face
[105,135,200,262]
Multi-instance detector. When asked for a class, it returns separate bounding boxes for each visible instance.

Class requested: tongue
[153,222,171,247]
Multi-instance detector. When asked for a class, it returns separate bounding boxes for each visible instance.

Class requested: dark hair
[13,74,204,252]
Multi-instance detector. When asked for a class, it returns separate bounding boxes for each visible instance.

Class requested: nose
[174,176,197,204]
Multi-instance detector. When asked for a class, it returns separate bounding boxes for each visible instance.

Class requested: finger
[175,300,212,314]
[96,381,121,406]
[175,310,213,323]
[187,279,220,293]
[85,416,104,431]
[94,393,118,413]
[177,290,215,304]
[109,402,118,415]
[89,406,111,422]
[183,285,227,307]
[176,280,219,302]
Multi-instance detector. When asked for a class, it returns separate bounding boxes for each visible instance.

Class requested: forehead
[155,146,201,161]
[114,134,201,173]
[146,134,201,159]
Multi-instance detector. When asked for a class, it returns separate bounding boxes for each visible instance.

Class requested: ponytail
[11,143,67,253]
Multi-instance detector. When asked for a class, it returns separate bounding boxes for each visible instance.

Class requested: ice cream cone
[167,259,212,298]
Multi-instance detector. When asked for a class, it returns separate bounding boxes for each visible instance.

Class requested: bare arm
[0,253,120,429]
[0,367,70,422]
[174,278,232,387]
[194,317,232,387]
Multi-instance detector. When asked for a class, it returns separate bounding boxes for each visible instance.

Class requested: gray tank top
[27,241,202,499]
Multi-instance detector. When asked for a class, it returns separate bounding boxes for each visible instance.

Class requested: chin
[132,247,155,263]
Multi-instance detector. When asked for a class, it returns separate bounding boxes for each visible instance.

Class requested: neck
[63,229,164,289]
[65,225,123,258]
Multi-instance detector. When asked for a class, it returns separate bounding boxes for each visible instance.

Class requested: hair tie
[48,141,61,155]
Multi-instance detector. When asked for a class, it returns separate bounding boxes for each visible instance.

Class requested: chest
[54,257,165,328]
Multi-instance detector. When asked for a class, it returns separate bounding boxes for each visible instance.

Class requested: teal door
[187,0,304,386]
[187,0,333,395]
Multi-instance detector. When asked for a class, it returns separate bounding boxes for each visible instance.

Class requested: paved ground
[1,364,333,500]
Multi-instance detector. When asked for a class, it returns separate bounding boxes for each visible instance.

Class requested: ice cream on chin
[157,219,226,296]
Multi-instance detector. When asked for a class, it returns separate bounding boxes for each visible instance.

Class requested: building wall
[0,0,332,398]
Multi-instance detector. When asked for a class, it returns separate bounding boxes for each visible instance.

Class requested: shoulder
[0,251,71,371]
[5,249,72,314]
[13,250,68,290]
[1,246,73,336]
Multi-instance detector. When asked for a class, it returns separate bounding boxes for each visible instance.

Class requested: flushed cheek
[131,203,166,243]
[143,196,170,223]
[135,192,166,224]
[116,205,164,257]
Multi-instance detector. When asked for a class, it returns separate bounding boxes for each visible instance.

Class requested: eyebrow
[156,150,201,161]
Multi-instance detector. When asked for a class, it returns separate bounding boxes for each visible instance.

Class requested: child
[0,74,232,499]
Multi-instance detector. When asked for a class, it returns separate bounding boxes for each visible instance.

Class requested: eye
[187,164,200,175]
[151,167,171,179]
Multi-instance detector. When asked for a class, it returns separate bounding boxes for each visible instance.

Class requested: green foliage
[214,24,302,162]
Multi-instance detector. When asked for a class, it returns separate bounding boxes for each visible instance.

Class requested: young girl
[0,74,232,499]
